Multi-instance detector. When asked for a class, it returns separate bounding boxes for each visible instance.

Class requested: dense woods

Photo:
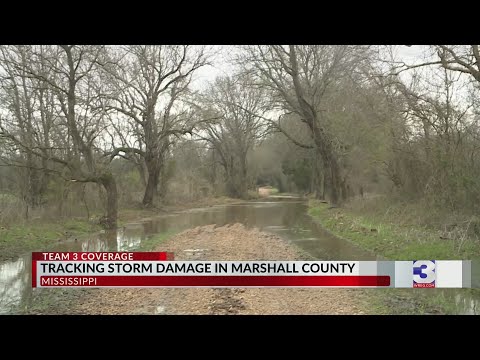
[1,45,479,231]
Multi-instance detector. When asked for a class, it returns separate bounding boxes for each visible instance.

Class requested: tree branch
[106,146,146,160]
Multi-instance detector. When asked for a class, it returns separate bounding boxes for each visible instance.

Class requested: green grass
[0,219,101,262]
[0,219,176,261]
[308,201,480,260]
[0,206,178,261]
[0,193,19,204]
[361,288,460,315]
[308,200,480,314]
[17,229,179,314]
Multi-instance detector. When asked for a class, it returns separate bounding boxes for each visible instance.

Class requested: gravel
[69,223,365,315]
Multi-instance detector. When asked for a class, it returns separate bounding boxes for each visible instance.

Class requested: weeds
[308,197,480,314]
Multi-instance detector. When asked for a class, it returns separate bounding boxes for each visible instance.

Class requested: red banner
[38,275,390,287]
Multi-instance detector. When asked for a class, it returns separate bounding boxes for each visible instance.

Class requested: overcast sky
[191,45,429,90]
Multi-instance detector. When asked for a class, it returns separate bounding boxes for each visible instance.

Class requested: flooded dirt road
[1,199,478,314]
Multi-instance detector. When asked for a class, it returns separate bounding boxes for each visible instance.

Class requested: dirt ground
[66,223,365,315]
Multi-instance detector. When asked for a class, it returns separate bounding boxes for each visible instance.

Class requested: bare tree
[393,45,480,83]
[196,75,269,199]
[383,62,480,210]
[0,46,57,212]
[101,45,209,207]
[0,45,119,228]
[434,46,480,82]
[239,45,371,205]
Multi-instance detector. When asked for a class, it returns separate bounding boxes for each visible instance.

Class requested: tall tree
[0,45,119,228]
[101,45,209,207]
[0,46,57,210]
[240,45,371,205]
[196,75,268,199]
[388,66,478,209]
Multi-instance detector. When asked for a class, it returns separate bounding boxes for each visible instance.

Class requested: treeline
[0,45,479,228]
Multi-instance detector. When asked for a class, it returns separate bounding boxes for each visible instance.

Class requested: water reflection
[0,257,30,312]
[455,292,479,315]
[1,199,479,314]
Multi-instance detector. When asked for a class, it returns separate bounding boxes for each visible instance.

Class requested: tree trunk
[136,159,148,188]
[157,162,167,201]
[143,157,160,207]
[341,177,348,202]
[314,157,325,200]
[309,159,315,195]
[225,164,248,199]
[322,172,326,200]
[211,150,217,188]
[24,152,43,207]
[37,157,49,204]
[329,157,342,206]
[58,186,69,218]
[239,159,248,199]
[314,143,341,206]
[100,173,118,229]
[225,173,238,198]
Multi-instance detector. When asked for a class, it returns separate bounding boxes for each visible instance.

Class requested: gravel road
[69,223,365,315]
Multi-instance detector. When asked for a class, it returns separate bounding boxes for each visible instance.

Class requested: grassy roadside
[308,199,480,314]
[19,230,177,315]
[0,220,101,262]
[308,201,480,260]
[0,209,155,262]
[0,196,238,262]
[10,196,241,314]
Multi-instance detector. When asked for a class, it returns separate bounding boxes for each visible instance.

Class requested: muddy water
[0,199,479,314]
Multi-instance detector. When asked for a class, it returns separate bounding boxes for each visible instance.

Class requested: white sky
[191,45,474,109]
[395,45,427,62]
[191,45,429,90]
[191,45,236,90]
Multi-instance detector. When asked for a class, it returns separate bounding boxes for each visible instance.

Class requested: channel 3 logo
[413,260,436,288]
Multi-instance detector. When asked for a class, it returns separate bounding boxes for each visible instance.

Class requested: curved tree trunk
[313,131,342,206]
